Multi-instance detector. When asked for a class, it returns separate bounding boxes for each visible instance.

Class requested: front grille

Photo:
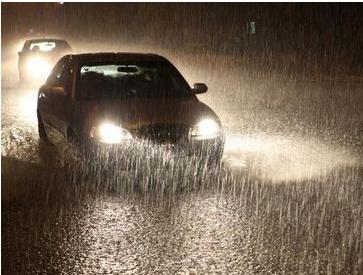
[134,124,189,144]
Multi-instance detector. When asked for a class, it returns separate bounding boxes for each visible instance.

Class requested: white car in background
[18,38,72,84]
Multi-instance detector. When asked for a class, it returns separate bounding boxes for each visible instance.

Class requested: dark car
[37,53,224,163]
[18,38,72,83]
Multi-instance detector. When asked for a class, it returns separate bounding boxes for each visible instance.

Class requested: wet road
[2,84,363,274]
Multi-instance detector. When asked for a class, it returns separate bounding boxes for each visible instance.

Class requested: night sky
[1,3,363,84]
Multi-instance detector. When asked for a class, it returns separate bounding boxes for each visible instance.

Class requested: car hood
[74,97,220,133]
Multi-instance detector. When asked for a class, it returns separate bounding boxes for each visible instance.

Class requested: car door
[39,59,64,138]
[41,58,73,143]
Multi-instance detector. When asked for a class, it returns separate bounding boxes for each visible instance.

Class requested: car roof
[25,38,69,43]
[66,52,169,64]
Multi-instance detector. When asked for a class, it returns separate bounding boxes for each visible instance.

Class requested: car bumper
[84,135,225,160]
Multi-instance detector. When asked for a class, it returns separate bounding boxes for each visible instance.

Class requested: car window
[47,60,64,86]
[77,61,192,100]
[22,40,71,53]
[29,41,56,52]
[47,59,72,93]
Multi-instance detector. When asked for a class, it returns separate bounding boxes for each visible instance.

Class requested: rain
[2,3,363,274]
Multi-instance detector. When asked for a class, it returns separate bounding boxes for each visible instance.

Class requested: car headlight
[26,57,52,79]
[91,122,132,144]
[190,119,220,140]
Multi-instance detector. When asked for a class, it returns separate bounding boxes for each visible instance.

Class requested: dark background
[2,3,363,78]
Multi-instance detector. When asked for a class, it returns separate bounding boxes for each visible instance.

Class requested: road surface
[2,83,363,274]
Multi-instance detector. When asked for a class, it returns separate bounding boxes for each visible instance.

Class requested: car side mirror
[192,83,208,94]
[50,86,66,97]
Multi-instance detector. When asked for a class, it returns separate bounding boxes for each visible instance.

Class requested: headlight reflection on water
[19,91,38,125]
[224,133,360,182]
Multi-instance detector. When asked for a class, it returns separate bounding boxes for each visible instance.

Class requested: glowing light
[95,123,132,144]
[26,57,52,79]
[191,119,220,140]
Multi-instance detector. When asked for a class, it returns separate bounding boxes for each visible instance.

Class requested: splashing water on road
[2,17,363,272]
[2,79,362,274]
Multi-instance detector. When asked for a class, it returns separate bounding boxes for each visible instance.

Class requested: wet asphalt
[2,85,363,274]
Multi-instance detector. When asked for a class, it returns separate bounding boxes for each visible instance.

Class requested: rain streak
[2,3,363,274]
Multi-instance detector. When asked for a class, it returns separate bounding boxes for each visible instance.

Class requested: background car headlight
[26,57,52,79]
[190,119,220,140]
[92,123,132,144]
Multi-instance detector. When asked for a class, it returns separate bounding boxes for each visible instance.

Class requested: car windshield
[77,61,192,100]
[26,40,71,52]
